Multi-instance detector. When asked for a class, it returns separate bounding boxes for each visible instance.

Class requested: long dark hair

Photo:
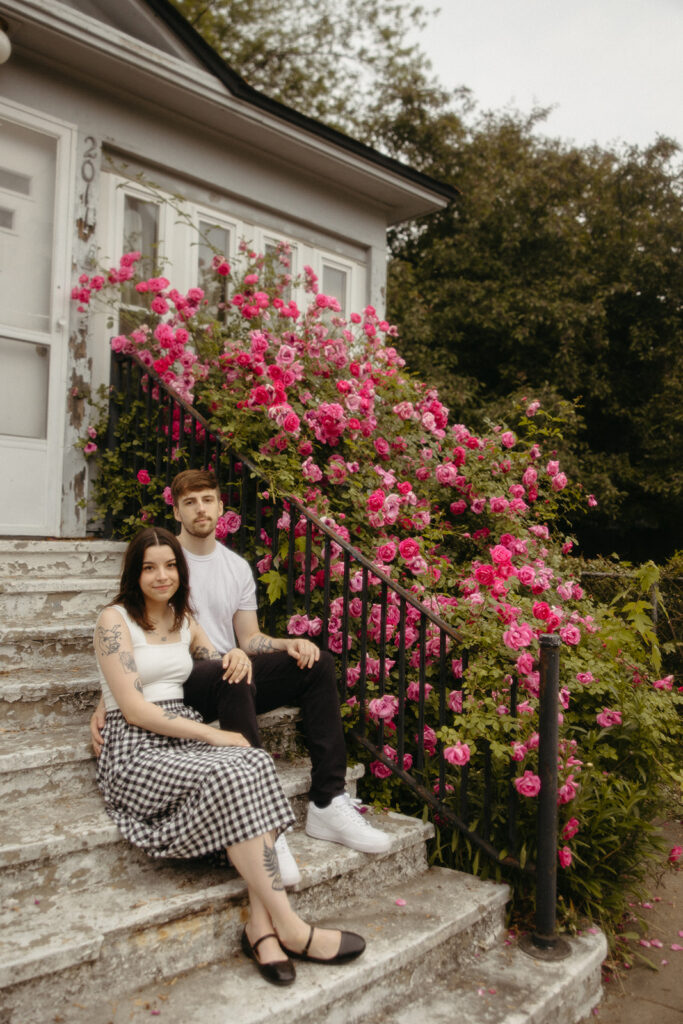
[112,527,191,632]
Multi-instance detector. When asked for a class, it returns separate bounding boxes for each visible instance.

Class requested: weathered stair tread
[0,760,366,867]
[0,814,434,990]
[362,930,607,1024]
[0,622,95,642]
[0,576,119,593]
[63,866,510,1024]
[0,721,93,770]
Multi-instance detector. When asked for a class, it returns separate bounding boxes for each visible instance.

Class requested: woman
[94,527,364,986]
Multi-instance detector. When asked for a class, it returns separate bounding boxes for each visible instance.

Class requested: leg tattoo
[263,839,284,891]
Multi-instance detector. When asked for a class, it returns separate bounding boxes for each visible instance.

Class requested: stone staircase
[0,540,606,1024]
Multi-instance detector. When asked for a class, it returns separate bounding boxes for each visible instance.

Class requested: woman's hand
[204,727,251,748]
[222,648,253,684]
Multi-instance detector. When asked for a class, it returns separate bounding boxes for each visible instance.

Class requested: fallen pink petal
[650,939,663,948]
[395,898,407,906]
[671,943,683,951]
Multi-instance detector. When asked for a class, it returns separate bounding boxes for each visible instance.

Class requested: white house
[0,0,456,538]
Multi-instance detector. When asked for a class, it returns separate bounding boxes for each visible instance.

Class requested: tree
[387,115,683,560]
[170,0,442,139]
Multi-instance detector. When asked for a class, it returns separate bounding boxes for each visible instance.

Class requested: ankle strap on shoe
[252,932,278,954]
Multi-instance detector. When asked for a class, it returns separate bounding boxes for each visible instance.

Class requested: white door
[0,104,74,535]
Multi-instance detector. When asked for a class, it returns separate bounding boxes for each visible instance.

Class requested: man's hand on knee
[283,638,320,670]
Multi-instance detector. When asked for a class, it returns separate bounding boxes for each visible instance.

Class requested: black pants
[183,650,347,807]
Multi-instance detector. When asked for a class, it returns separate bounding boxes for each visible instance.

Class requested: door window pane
[121,195,159,307]
[0,121,56,333]
[0,336,50,438]
[198,220,231,313]
[322,264,347,316]
[265,240,293,302]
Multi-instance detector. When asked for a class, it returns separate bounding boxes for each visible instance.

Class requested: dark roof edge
[143,0,459,204]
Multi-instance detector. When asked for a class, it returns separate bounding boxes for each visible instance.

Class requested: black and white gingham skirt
[96,701,295,859]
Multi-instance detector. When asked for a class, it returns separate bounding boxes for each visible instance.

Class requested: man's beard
[187,519,215,538]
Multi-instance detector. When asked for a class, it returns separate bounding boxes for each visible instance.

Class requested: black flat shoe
[240,927,296,986]
[282,925,365,964]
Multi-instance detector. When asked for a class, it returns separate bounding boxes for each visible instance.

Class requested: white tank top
[96,604,193,712]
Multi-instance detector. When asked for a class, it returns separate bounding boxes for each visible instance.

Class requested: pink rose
[83,441,98,455]
[576,672,594,685]
[559,625,581,646]
[500,431,516,448]
[407,681,433,701]
[558,774,578,805]
[376,542,397,563]
[443,741,471,766]
[596,708,622,729]
[490,545,512,565]
[136,469,150,485]
[668,846,682,864]
[370,760,393,779]
[652,675,673,690]
[448,690,463,713]
[558,846,572,868]
[510,741,527,762]
[287,614,309,636]
[398,538,420,561]
[513,770,541,797]
[562,818,580,840]
[551,472,568,492]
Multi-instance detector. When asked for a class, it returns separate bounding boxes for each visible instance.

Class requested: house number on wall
[79,135,99,236]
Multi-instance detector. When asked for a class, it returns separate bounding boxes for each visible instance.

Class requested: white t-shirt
[96,605,193,712]
[184,544,258,653]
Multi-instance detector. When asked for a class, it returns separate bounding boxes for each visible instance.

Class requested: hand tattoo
[247,635,274,655]
[119,650,137,674]
[193,645,222,661]
[263,839,284,891]
[162,708,178,720]
[96,624,122,656]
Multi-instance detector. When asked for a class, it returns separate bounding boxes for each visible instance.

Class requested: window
[197,218,232,313]
[264,237,296,303]
[322,262,349,316]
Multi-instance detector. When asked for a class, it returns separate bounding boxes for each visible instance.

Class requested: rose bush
[76,242,681,943]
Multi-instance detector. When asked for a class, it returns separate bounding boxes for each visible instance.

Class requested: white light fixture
[0,20,11,65]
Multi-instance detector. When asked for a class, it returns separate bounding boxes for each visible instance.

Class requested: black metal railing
[102,350,566,952]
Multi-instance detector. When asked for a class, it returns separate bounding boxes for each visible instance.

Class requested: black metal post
[521,633,570,960]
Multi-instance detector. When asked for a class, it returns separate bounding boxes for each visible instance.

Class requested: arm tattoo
[247,635,274,655]
[193,645,222,661]
[133,677,143,694]
[162,708,178,720]
[263,839,284,891]
[96,624,122,656]
[119,650,137,674]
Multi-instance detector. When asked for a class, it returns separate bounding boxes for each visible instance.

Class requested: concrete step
[0,576,119,625]
[55,866,510,1024]
[0,661,100,728]
[0,622,95,670]
[0,539,127,578]
[360,929,607,1024]
[0,758,365,893]
[0,814,435,1024]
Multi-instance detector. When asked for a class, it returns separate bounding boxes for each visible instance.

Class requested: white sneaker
[305,794,392,854]
[275,833,301,887]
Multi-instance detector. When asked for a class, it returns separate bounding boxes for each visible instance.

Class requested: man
[92,469,390,884]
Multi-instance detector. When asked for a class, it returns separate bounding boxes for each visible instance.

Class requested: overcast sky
[417,0,683,150]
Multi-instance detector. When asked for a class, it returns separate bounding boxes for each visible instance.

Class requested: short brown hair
[171,469,219,506]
